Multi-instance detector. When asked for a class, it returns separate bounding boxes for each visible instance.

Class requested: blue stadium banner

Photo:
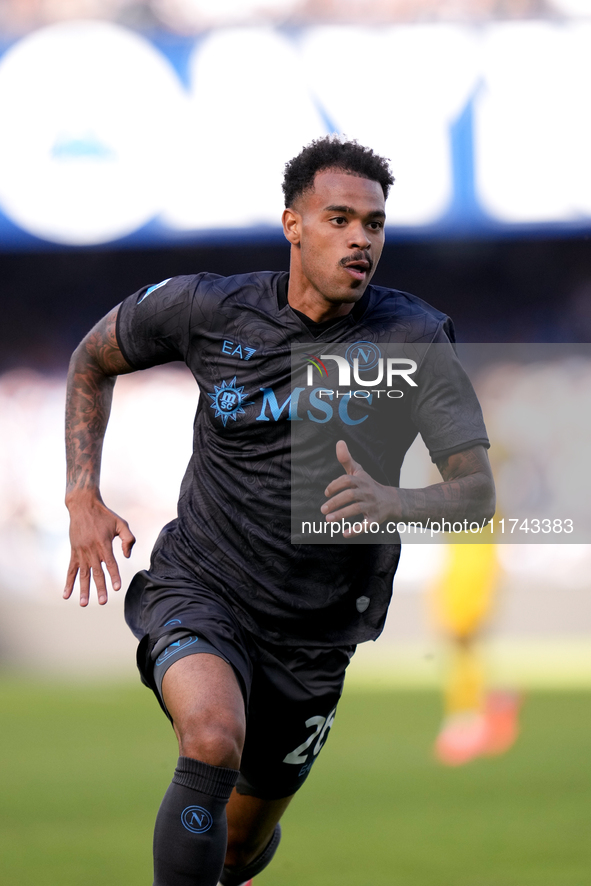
[0,20,590,248]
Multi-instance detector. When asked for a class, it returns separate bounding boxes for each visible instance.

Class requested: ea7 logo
[221,339,256,360]
[181,806,213,834]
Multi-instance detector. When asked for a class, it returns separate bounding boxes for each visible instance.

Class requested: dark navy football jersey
[116,271,489,647]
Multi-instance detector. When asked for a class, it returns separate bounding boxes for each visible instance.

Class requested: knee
[176,714,244,769]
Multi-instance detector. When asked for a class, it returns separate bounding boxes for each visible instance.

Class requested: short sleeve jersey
[117,271,489,647]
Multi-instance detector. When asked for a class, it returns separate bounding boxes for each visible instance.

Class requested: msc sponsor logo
[181,806,213,834]
[208,377,254,427]
[256,386,381,426]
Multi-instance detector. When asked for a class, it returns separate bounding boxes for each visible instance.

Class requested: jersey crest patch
[207,377,253,427]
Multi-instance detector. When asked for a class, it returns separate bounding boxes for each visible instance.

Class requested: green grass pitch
[1,677,590,886]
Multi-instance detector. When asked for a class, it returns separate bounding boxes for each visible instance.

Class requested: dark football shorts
[125,570,355,800]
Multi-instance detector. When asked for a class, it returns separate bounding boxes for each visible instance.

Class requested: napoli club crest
[181,806,213,833]
[207,377,253,427]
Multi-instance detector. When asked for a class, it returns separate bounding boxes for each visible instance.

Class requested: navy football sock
[220,823,282,886]
[153,756,239,886]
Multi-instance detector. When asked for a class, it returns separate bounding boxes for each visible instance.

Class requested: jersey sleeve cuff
[115,297,141,369]
[429,438,490,464]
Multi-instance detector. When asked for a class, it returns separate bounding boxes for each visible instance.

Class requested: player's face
[285,170,386,312]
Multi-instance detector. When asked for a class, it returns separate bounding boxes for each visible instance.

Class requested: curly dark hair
[282,136,394,207]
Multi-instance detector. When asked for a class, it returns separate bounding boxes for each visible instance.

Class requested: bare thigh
[162,652,246,770]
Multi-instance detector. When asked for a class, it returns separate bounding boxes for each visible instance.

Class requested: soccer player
[64,137,495,886]
[431,542,522,766]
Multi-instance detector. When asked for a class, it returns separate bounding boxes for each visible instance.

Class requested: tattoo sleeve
[65,306,133,500]
[397,445,496,524]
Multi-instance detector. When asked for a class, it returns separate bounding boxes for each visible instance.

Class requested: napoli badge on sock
[181,805,213,833]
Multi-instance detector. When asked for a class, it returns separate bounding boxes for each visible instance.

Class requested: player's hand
[64,495,135,606]
[321,441,397,537]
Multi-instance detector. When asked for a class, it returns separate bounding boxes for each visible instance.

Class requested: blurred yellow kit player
[431,543,521,766]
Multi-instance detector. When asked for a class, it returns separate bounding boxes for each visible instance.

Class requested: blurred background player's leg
[430,543,521,766]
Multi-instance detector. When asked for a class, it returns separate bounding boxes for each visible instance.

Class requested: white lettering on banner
[0,21,188,245]
[162,27,326,230]
[475,22,591,222]
[0,22,589,245]
[299,24,478,225]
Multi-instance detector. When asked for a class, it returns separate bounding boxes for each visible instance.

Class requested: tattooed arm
[322,441,495,537]
[64,306,136,606]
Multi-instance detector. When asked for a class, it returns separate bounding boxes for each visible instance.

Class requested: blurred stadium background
[1,1,591,884]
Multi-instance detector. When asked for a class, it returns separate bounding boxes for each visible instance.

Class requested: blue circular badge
[345,341,381,371]
[181,805,213,834]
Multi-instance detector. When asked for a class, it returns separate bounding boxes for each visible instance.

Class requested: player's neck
[287,267,355,324]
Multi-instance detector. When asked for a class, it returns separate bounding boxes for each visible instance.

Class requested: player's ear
[282,207,301,246]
